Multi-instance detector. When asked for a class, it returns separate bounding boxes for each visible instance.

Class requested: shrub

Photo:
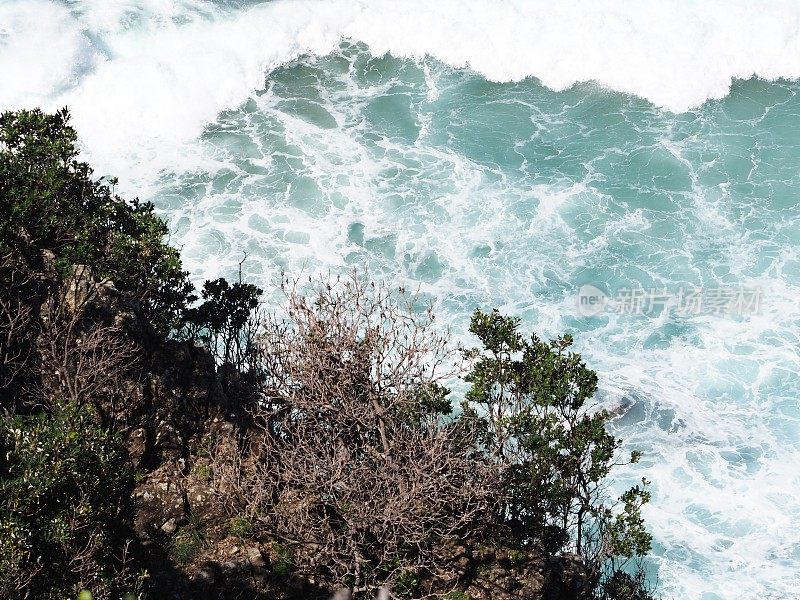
[182,277,262,367]
[463,309,652,576]
[33,286,139,422]
[269,542,293,576]
[213,274,497,592]
[0,108,194,338]
[392,568,420,598]
[227,516,255,540]
[170,533,203,566]
[0,402,137,599]
[169,517,206,566]
[599,565,657,600]
[193,462,213,481]
[444,592,472,600]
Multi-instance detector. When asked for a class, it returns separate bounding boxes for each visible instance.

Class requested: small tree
[182,277,262,368]
[463,309,651,577]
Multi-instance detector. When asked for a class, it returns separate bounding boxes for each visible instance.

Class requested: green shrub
[193,462,213,481]
[269,542,293,575]
[600,566,657,600]
[393,568,420,598]
[0,402,136,598]
[464,309,652,567]
[0,108,194,337]
[170,534,203,566]
[507,548,526,564]
[182,277,262,366]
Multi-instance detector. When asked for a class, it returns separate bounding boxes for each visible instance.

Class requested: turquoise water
[147,50,800,598]
[3,1,800,597]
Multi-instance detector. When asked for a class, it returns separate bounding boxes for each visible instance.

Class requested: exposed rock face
[134,465,189,538]
[417,544,590,600]
[64,264,98,314]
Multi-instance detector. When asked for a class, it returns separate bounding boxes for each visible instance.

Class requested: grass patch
[169,520,206,566]
[227,516,255,540]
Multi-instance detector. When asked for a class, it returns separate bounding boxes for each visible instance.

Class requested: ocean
[2,1,799,597]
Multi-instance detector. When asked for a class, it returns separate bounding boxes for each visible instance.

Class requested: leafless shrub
[36,268,138,423]
[214,272,497,594]
[0,285,36,393]
[0,258,41,400]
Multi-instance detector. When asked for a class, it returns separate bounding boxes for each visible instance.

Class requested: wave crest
[3,0,800,166]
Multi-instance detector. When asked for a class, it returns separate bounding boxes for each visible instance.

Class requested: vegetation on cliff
[0,109,655,600]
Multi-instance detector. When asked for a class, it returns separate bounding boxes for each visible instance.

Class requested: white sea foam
[4,0,800,179]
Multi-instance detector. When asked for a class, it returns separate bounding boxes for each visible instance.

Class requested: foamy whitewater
[3,1,800,597]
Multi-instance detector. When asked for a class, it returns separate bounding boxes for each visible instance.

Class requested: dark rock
[286,574,306,594]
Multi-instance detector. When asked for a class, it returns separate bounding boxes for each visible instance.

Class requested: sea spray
[3,0,800,182]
